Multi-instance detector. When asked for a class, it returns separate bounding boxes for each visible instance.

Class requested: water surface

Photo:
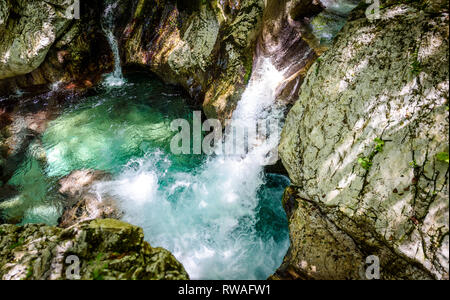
[1,73,290,280]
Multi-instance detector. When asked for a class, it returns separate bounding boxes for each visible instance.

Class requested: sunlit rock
[0,219,189,280]
[278,1,449,280]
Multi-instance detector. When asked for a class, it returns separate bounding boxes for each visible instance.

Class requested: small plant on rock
[358,137,386,171]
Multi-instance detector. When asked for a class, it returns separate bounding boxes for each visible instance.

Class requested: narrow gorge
[0,0,448,281]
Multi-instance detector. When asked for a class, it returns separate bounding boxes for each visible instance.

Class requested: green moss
[436,152,449,164]
[358,157,373,171]
[9,237,25,250]
[92,263,108,280]
[133,0,147,18]
[243,54,253,84]
[92,253,108,280]
[374,138,385,152]
[25,266,33,280]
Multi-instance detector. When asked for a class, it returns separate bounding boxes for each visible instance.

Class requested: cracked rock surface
[277,1,449,280]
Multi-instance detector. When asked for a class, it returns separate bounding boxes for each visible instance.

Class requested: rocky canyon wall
[276,0,449,280]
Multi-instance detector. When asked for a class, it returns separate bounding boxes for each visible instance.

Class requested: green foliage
[436,152,449,164]
[25,266,33,280]
[409,160,419,168]
[358,138,385,171]
[315,58,323,76]
[92,265,108,281]
[358,157,373,171]
[92,253,108,281]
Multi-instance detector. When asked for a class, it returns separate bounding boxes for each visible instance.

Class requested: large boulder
[0,219,189,280]
[0,0,71,80]
[277,1,449,279]
[0,0,113,97]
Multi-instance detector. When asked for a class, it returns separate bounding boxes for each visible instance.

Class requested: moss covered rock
[0,219,189,280]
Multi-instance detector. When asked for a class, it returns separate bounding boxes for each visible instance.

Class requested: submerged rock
[277,1,449,280]
[0,100,59,187]
[58,170,122,228]
[0,218,189,280]
[0,0,350,121]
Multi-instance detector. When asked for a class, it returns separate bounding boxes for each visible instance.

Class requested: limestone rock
[278,2,449,279]
[0,219,189,280]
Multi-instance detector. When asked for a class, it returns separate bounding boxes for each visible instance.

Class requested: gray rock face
[278,2,449,279]
[0,0,114,97]
[0,219,189,280]
[0,0,72,80]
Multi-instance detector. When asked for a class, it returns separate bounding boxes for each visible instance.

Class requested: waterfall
[93,56,291,280]
[102,0,126,87]
[226,57,286,164]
